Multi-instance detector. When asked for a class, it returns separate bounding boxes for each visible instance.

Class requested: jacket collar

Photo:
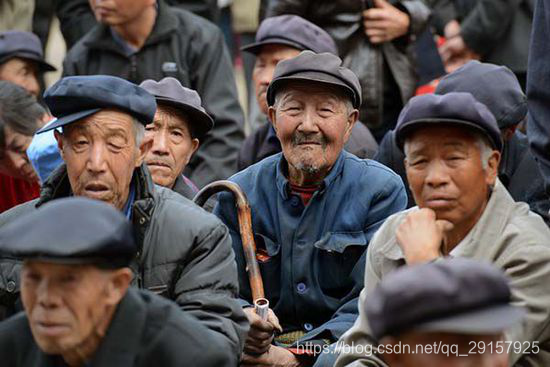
[382,179,514,261]
[275,151,346,200]
[84,0,178,54]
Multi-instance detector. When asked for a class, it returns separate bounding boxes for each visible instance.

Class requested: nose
[86,142,108,174]
[297,107,321,134]
[36,279,62,310]
[424,160,450,189]
[151,129,169,156]
[24,76,40,97]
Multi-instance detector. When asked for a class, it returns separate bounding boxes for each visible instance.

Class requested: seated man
[215,51,407,366]
[0,81,47,212]
[0,197,231,366]
[335,92,550,366]
[140,77,213,199]
[237,14,378,171]
[0,75,247,362]
[368,258,524,367]
[374,61,549,224]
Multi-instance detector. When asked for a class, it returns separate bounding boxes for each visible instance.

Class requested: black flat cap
[367,258,525,340]
[436,61,526,129]
[37,75,157,134]
[0,197,136,268]
[0,31,56,72]
[395,92,503,151]
[267,50,361,109]
[242,15,337,55]
[139,77,213,139]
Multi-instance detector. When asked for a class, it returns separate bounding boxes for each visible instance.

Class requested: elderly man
[215,51,407,366]
[62,0,244,188]
[0,197,232,366]
[139,77,213,199]
[238,14,378,170]
[335,92,550,366]
[0,75,247,363]
[0,31,56,97]
[368,258,524,367]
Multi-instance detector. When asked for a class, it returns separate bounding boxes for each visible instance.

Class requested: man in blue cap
[0,197,232,366]
[335,92,550,366]
[215,51,407,366]
[238,14,378,171]
[0,75,248,363]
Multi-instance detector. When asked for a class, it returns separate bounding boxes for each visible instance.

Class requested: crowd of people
[0,0,548,366]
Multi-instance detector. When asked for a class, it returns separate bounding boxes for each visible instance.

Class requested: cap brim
[267,72,358,108]
[0,53,56,72]
[414,304,525,335]
[156,97,214,138]
[36,108,101,134]
[22,256,130,269]
[241,39,305,54]
[396,118,502,152]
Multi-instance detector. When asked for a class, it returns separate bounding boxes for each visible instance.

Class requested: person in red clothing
[0,81,46,212]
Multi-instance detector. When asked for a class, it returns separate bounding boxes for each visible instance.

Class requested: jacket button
[139,217,145,225]
[290,196,300,207]
[304,323,313,331]
[296,282,307,293]
[6,280,16,293]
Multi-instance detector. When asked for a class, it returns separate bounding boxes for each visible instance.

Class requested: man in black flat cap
[238,14,378,171]
[0,197,232,367]
[335,92,550,367]
[0,30,56,97]
[368,258,524,367]
[139,77,212,200]
[0,75,248,363]
[215,51,407,367]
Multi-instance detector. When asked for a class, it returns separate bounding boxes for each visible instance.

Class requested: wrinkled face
[56,109,150,210]
[382,332,507,367]
[252,44,301,115]
[0,58,40,96]
[405,126,499,231]
[0,125,38,182]
[144,105,199,188]
[268,82,357,179]
[21,262,122,356]
[89,0,155,25]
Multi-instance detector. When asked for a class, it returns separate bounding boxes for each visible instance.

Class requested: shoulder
[500,203,550,255]
[64,25,104,60]
[230,154,281,189]
[0,312,34,356]
[341,152,405,192]
[169,6,224,42]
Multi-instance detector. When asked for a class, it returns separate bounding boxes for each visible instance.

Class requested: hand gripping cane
[193,180,269,320]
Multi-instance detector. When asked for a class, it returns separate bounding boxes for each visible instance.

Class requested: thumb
[374,0,391,8]
[435,219,454,233]
[267,309,283,333]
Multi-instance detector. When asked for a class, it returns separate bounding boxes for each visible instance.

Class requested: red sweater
[0,173,40,213]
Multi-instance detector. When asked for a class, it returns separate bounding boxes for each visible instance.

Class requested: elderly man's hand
[396,208,454,264]
[243,307,283,355]
[439,20,480,73]
[241,345,302,367]
[363,0,410,44]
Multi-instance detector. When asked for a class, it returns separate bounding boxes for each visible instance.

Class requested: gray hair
[132,117,145,147]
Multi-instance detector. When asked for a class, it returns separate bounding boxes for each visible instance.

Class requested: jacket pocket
[254,234,281,302]
[314,231,368,298]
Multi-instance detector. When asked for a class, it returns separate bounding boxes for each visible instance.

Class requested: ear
[182,138,200,166]
[103,268,133,307]
[267,106,277,133]
[343,109,359,142]
[485,150,501,186]
[135,136,153,168]
[54,130,66,161]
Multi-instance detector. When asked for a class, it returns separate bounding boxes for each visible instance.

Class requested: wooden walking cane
[193,180,269,320]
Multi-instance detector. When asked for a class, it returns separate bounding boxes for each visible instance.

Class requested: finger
[249,312,276,333]
[248,328,274,341]
[366,28,386,37]
[363,20,389,31]
[244,342,271,356]
[363,8,389,20]
[374,0,391,8]
[267,309,283,332]
[369,35,387,44]
[436,219,454,233]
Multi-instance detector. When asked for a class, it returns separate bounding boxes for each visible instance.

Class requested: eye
[145,125,155,132]
[25,271,42,283]
[60,273,78,284]
[171,130,183,137]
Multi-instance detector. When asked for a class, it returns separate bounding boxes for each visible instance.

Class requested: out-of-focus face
[56,109,151,210]
[0,58,40,97]
[252,44,301,115]
[0,125,38,182]
[89,0,156,25]
[21,262,130,358]
[268,82,357,182]
[144,105,199,188]
[381,331,508,367]
[405,125,499,235]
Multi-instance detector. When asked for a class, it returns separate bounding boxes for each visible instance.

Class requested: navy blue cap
[0,197,136,268]
[367,258,525,340]
[395,92,503,152]
[267,50,361,109]
[242,15,337,55]
[37,75,157,134]
[0,31,56,72]
[139,77,213,139]
[436,61,526,129]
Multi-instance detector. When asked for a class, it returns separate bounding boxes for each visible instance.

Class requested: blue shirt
[214,151,407,346]
[27,121,63,184]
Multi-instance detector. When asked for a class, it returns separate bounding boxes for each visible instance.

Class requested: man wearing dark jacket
[62,0,245,188]
[238,15,379,171]
[374,61,549,224]
[0,75,248,364]
[0,197,232,367]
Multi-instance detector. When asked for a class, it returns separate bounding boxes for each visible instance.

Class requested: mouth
[424,196,456,209]
[147,161,171,170]
[35,321,70,337]
[83,182,110,198]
